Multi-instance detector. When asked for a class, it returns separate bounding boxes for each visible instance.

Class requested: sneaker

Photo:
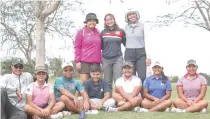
[170,107,177,112]
[50,112,64,119]
[62,111,71,117]
[133,107,148,112]
[133,106,141,112]
[101,105,109,111]
[200,108,207,114]
[85,110,98,115]
[107,107,118,112]
[176,108,185,113]
[165,108,170,112]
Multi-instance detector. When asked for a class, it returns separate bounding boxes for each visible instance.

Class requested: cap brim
[35,70,48,74]
[152,65,162,67]
[187,63,197,66]
[123,65,133,68]
[62,65,74,69]
[12,62,23,65]
[83,19,99,24]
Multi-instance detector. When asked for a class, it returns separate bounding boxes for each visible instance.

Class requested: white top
[1,72,33,110]
[115,75,142,94]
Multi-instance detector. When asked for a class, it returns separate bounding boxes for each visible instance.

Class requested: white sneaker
[133,106,141,112]
[170,107,177,112]
[50,112,64,119]
[200,108,207,114]
[107,107,118,112]
[85,110,99,115]
[165,108,170,112]
[176,108,185,113]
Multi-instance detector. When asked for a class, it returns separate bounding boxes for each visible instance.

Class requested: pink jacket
[74,26,102,63]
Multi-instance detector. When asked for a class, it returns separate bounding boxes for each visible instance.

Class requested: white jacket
[1,72,33,110]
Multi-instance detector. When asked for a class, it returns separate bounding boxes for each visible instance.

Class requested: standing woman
[136,61,172,112]
[74,13,102,84]
[124,10,151,84]
[101,13,126,91]
[173,59,208,113]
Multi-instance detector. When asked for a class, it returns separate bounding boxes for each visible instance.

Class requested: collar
[11,73,22,77]
[128,22,140,28]
[83,26,97,33]
[34,81,48,87]
[91,79,101,85]
[184,73,199,79]
[123,75,133,81]
[62,76,73,81]
[151,75,162,80]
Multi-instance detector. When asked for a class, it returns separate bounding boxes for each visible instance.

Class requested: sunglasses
[14,65,23,69]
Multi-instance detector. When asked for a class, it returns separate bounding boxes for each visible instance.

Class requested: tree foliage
[149,0,210,31]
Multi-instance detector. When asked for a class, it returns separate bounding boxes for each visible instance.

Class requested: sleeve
[176,78,183,87]
[143,79,149,89]
[121,29,126,46]
[166,80,172,91]
[49,84,54,93]
[54,79,64,91]
[26,73,34,84]
[115,78,122,87]
[102,80,110,93]
[100,30,104,50]
[201,76,207,86]
[76,81,84,92]
[74,29,83,63]
[83,80,89,93]
[134,77,141,87]
[25,83,33,95]
[0,75,8,88]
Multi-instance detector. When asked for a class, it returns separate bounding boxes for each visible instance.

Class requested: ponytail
[161,71,168,84]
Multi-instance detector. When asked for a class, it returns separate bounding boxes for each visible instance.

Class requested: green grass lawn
[49,78,210,119]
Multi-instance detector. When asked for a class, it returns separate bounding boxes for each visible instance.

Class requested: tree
[199,72,210,86]
[150,0,210,32]
[48,57,62,77]
[171,76,179,83]
[0,0,84,67]
[33,0,61,67]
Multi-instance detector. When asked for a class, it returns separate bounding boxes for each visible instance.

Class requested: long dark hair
[104,13,119,30]
[161,71,168,84]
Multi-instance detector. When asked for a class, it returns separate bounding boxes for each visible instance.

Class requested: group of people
[0,10,208,119]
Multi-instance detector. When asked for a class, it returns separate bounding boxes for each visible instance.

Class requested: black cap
[83,13,99,24]
[12,58,23,65]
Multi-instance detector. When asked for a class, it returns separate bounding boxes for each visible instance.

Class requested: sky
[0,0,210,77]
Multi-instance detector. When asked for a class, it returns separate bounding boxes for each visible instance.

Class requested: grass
[49,78,210,119]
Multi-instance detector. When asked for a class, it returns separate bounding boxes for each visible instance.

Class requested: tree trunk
[35,17,45,67]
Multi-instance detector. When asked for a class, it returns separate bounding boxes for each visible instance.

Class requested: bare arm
[159,90,171,102]
[177,86,188,102]
[46,92,56,110]
[80,90,89,102]
[101,92,110,104]
[143,88,157,101]
[193,85,207,103]
[116,86,132,101]
[26,94,42,111]
[58,88,75,99]
[130,86,141,98]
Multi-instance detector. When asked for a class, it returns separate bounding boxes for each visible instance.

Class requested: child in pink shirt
[24,66,70,119]
[172,59,208,113]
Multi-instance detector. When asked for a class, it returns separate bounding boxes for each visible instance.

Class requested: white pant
[90,98,116,107]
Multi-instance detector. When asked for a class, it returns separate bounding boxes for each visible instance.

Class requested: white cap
[62,62,74,69]
[152,61,163,68]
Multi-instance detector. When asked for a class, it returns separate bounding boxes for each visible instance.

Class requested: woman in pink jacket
[74,13,102,84]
